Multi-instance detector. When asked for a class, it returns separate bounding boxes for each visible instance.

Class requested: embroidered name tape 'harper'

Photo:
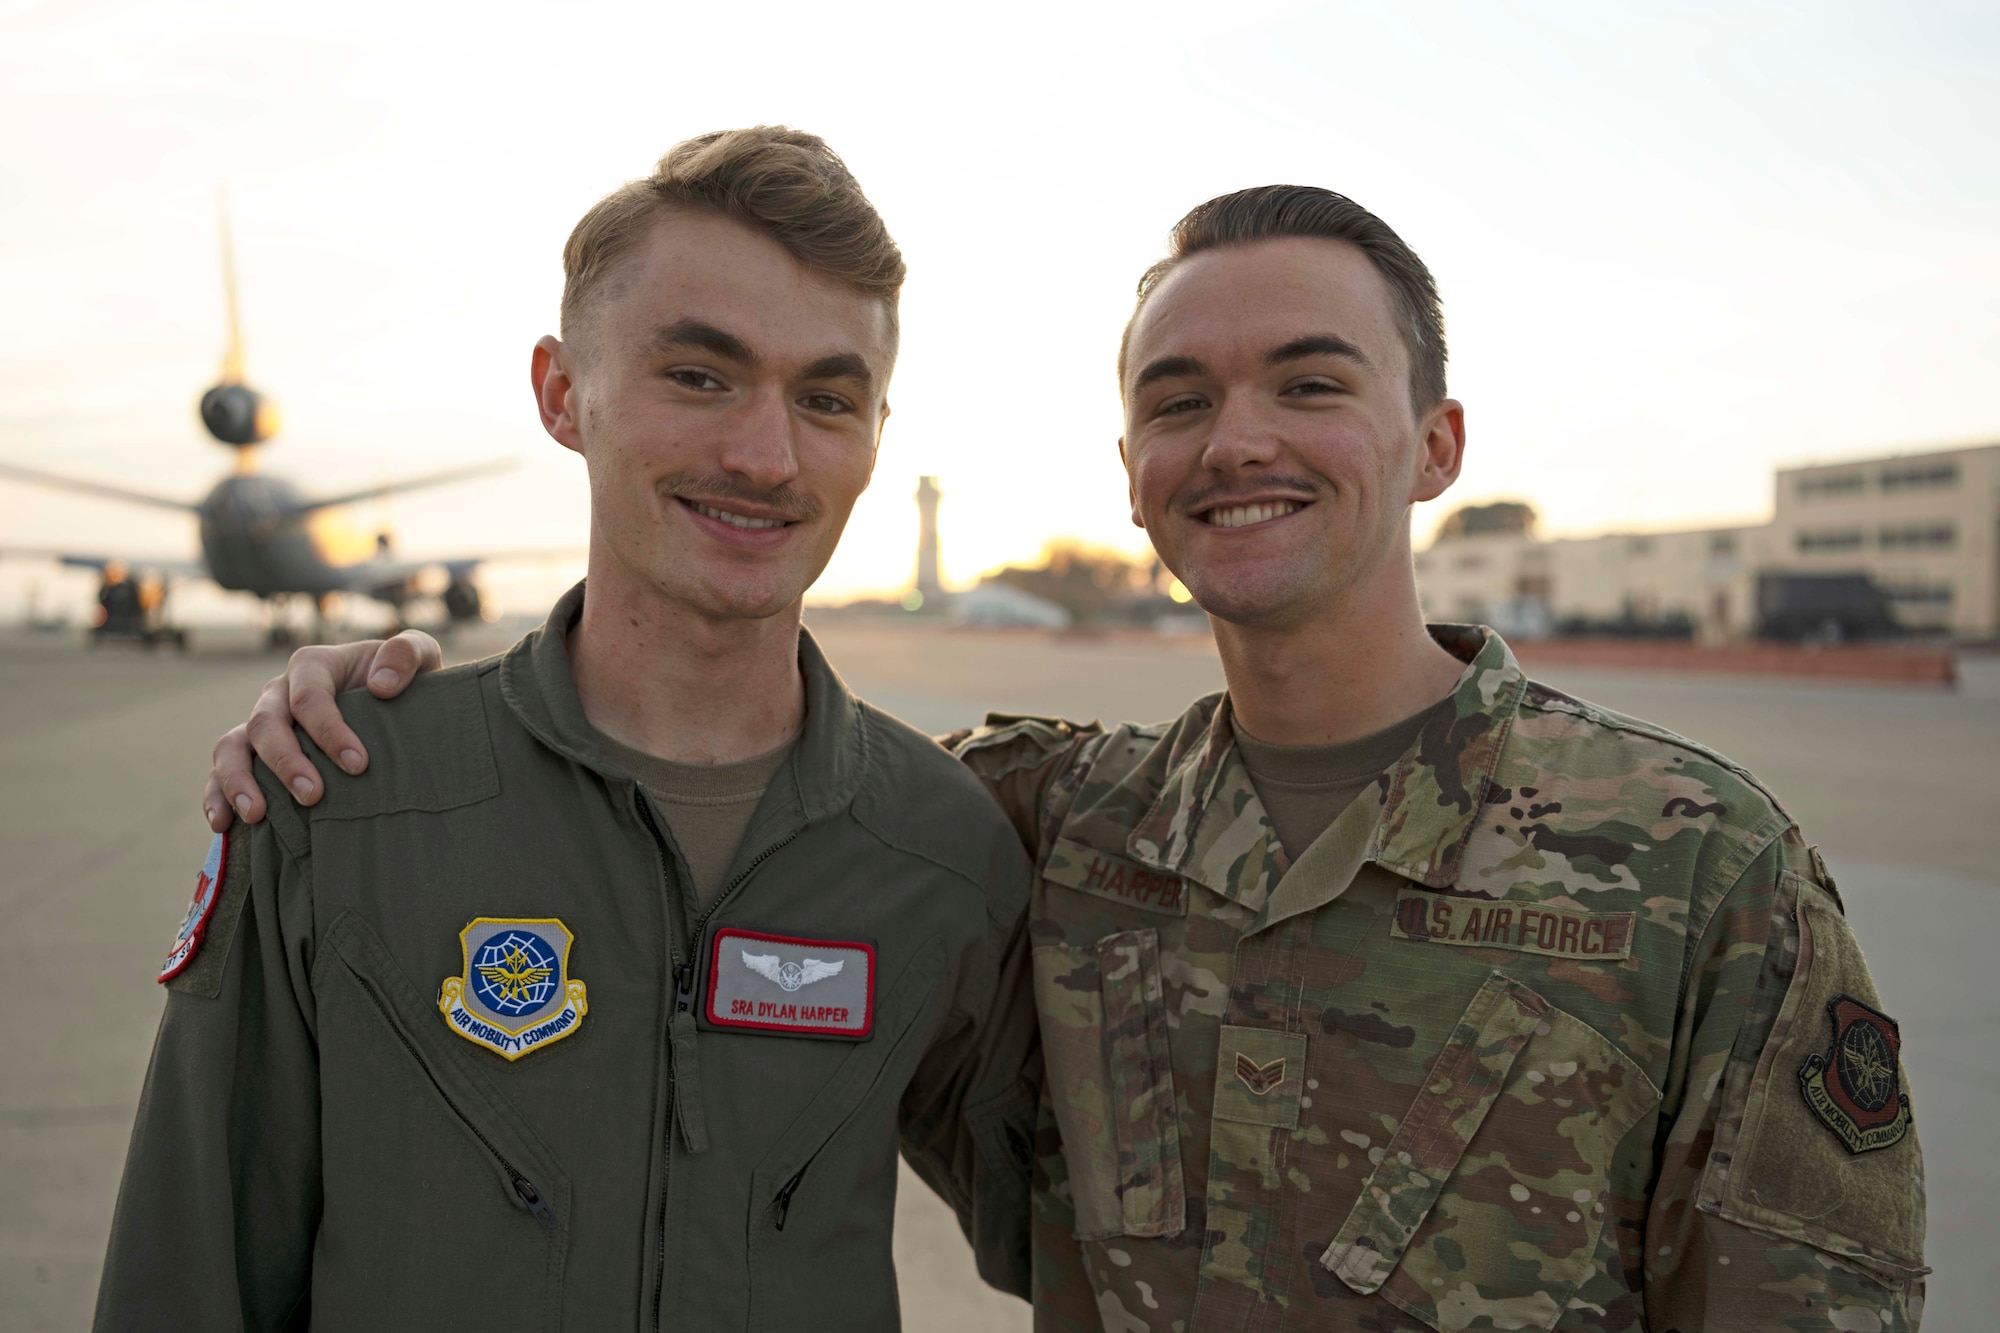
[437,917,589,1061]
[704,925,875,1039]
[158,832,228,982]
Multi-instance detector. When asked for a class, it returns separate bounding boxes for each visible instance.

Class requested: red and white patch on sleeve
[159,831,228,983]
[703,924,875,1040]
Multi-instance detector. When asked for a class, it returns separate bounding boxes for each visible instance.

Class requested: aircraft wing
[0,461,197,512]
[331,548,582,602]
[299,460,517,514]
[0,547,208,581]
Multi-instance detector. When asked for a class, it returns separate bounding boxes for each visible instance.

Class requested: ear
[1411,399,1466,504]
[531,336,585,455]
[1119,436,1145,529]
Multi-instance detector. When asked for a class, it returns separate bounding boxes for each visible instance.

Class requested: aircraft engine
[443,579,486,623]
[198,382,280,447]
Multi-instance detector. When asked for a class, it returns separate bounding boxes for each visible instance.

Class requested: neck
[1213,551,1466,747]
[568,555,806,765]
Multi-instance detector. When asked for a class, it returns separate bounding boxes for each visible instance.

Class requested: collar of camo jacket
[1124,624,1519,915]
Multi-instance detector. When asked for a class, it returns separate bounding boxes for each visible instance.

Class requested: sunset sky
[1,0,1994,621]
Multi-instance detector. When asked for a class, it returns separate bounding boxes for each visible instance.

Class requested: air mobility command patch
[158,832,228,983]
[1800,994,1910,1153]
[438,918,588,1061]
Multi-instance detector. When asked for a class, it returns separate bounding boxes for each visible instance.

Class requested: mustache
[663,473,823,523]
[1176,475,1327,513]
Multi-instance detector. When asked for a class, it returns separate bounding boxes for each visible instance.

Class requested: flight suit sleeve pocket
[1320,972,1546,1295]
[1031,929,1185,1241]
[1699,871,1929,1286]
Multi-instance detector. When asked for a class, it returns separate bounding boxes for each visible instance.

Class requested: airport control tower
[914,475,943,606]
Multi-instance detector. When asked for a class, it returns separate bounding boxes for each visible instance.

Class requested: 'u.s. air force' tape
[702,924,874,1040]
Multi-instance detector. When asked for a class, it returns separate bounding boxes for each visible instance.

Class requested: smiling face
[1120,236,1464,630]
[537,209,894,623]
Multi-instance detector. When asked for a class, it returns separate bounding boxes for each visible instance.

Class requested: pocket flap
[1320,972,1548,1295]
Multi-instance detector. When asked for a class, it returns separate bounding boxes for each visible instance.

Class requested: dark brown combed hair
[560,126,906,352]
[1121,185,1447,410]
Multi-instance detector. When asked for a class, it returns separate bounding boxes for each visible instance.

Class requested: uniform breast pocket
[1031,928,1185,1240]
[1320,972,1659,1332]
[314,912,571,1331]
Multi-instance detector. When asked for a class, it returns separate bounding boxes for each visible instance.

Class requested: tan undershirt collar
[1233,704,1440,862]
[593,727,799,905]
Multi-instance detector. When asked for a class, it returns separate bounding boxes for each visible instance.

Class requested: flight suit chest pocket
[1032,928,1185,1240]
[1320,971,1659,1332]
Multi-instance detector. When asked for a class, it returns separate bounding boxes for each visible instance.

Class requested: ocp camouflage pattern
[955,626,1927,1332]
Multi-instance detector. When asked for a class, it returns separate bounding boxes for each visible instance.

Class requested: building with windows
[1414,442,1998,642]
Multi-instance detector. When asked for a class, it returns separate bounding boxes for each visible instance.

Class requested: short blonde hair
[560,126,905,353]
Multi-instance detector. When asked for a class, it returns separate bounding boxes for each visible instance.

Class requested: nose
[1198,395,1280,475]
[716,384,802,491]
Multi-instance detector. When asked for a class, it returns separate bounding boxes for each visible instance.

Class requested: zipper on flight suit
[637,784,800,1331]
[347,966,559,1233]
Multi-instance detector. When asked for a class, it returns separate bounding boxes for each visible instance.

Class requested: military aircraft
[0,202,523,648]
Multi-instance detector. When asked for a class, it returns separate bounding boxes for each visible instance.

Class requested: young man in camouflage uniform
[206,186,1927,1331]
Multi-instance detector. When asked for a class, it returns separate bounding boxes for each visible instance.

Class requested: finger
[210,725,268,825]
[367,629,443,697]
[201,769,233,833]
[288,648,370,776]
[246,675,325,807]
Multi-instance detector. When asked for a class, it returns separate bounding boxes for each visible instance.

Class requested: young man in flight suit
[205,188,1929,1331]
[96,128,1040,1331]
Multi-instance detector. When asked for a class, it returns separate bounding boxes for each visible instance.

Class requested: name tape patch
[438,917,589,1061]
[1390,891,1635,961]
[1044,838,1189,917]
[704,925,874,1040]
[158,831,228,983]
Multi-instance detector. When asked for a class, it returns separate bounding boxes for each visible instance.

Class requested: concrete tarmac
[2,620,1992,1329]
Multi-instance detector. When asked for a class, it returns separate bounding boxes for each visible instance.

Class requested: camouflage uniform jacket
[954,626,1927,1333]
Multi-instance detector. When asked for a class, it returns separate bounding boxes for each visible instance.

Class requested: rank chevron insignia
[1235,1052,1287,1096]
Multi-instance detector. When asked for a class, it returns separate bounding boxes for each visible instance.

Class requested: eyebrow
[1133,355,1207,391]
[798,352,875,393]
[647,319,757,365]
[1266,334,1374,370]
[647,320,874,393]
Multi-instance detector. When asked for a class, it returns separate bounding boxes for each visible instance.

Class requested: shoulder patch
[158,832,227,982]
[1800,995,1910,1154]
[162,825,253,997]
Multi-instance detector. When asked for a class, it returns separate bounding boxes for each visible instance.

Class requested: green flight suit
[95,582,1040,1331]
[955,625,1928,1332]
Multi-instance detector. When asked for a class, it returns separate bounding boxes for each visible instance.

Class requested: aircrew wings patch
[158,832,227,983]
